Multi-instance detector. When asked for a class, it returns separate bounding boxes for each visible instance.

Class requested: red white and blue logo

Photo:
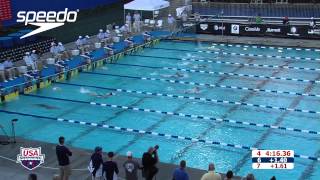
[16,147,45,170]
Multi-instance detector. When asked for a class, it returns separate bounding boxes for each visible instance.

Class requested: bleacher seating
[0,37,56,62]
[193,3,320,18]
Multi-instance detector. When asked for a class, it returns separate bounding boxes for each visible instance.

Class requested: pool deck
[0,136,241,180]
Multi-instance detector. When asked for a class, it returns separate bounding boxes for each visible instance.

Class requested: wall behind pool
[2,0,120,26]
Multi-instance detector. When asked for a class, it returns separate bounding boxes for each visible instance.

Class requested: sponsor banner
[196,22,320,39]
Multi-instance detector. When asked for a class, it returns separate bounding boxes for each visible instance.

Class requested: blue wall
[3,0,119,26]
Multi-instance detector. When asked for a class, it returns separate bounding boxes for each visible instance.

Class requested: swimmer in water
[192,64,207,69]
[89,92,116,98]
[161,72,187,79]
[34,104,59,110]
[184,87,201,94]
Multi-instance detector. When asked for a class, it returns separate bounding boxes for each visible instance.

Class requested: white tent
[124,0,170,11]
[124,0,170,21]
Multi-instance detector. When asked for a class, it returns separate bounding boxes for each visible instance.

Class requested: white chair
[149,20,156,28]
[156,20,163,29]
[144,19,150,26]
[154,11,159,18]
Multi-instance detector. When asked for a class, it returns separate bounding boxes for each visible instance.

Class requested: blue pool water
[1,40,320,179]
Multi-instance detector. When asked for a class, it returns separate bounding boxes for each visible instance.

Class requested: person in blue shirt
[172,160,189,180]
[3,58,16,80]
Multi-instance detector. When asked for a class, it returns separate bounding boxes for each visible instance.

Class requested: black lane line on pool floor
[66,96,149,146]
[169,57,258,163]
[55,82,320,136]
[232,73,320,175]
[108,62,319,84]
[81,72,320,115]
[83,65,320,99]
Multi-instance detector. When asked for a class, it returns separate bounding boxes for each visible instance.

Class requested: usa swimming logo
[17,147,45,170]
[16,8,79,39]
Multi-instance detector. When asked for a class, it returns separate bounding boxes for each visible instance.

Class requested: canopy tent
[123,0,170,21]
[124,0,170,11]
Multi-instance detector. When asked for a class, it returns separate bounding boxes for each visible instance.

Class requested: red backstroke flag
[0,0,12,21]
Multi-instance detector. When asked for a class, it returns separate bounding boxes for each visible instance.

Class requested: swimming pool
[1,40,319,179]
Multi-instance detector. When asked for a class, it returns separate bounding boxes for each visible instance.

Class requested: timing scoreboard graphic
[252,150,294,169]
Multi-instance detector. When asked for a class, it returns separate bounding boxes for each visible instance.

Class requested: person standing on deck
[56,136,72,180]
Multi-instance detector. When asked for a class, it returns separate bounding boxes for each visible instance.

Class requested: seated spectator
[3,58,16,80]
[23,52,37,72]
[172,160,189,180]
[76,36,83,49]
[124,37,134,48]
[28,173,37,180]
[201,163,221,180]
[243,173,255,180]
[282,16,289,25]
[57,42,70,60]
[143,31,152,42]
[0,62,7,82]
[50,42,59,58]
[123,151,141,180]
[97,29,105,42]
[90,146,103,180]
[225,170,233,180]
[103,152,119,180]
[310,17,316,28]
[104,44,114,56]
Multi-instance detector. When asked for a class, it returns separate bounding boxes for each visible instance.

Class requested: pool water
[1,40,320,179]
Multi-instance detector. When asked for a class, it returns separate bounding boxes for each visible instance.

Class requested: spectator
[225,170,233,180]
[282,16,289,25]
[310,17,316,28]
[243,173,255,180]
[126,12,132,32]
[167,14,176,32]
[133,11,141,32]
[142,146,159,180]
[90,146,104,180]
[270,176,276,180]
[56,136,72,180]
[57,42,70,60]
[123,151,141,180]
[28,173,37,180]
[172,160,189,180]
[76,36,83,49]
[50,42,59,58]
[3,58,16,80]
[0,62,6,82]
[103,151,119,180]
[142,31,151,42]
[97,29,105,42]
[23,52,37,72]
[201,163,221,180]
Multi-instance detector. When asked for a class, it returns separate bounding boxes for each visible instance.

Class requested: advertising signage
[196,22,320,39]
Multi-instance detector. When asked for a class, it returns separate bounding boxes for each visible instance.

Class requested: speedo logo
[17,8,78,39]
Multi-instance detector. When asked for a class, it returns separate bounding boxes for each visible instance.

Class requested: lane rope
[0,109,319,162]
[22,93,320,135]
[130,54,320,72]
[112,62,320,84]
[150,47,320,62]
[209,42,320,52]
[82,71,320,98]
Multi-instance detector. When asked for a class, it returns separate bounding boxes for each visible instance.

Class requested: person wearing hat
[310,17,316,28]
[97,29,105,43]
[168,14,176,32]
[89,146,103,180]
[57,42,70,60]
[3,58,16,81]
[23,52,37,72]
[83,35,91,52]
[30,50,40,70]
[102,152,119,180]
[123,151,141,180]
